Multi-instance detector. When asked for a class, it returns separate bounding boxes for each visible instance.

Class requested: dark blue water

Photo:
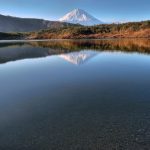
[0,39,150,150]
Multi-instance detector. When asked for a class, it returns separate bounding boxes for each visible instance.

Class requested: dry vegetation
[27,21,150,39]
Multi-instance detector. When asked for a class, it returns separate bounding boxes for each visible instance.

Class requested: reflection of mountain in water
[59,50,98,65]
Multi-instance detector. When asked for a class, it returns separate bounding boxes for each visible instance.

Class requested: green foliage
[0,32,23,40]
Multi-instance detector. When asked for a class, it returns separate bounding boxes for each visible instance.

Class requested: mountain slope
[59,9,103,26]
[0,14,78,32]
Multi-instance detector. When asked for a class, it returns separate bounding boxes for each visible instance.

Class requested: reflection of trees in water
[0,42,25,48]
[30,39,150,54]
[0,39,150,64]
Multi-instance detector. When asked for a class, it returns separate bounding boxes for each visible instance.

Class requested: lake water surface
[0,39,150,150]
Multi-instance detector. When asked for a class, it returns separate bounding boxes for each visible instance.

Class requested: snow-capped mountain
[59,50,99,65]
[59,9,103,26]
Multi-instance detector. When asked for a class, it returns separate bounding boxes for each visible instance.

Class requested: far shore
[0,20,150,40]
[0,37,150,43]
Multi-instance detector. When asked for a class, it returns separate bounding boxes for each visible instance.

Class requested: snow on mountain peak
[59,9,103,26]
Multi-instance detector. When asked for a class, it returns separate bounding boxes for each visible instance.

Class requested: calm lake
[0,39,150,150]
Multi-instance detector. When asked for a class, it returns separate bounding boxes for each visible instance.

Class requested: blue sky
[0,0,149,22]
